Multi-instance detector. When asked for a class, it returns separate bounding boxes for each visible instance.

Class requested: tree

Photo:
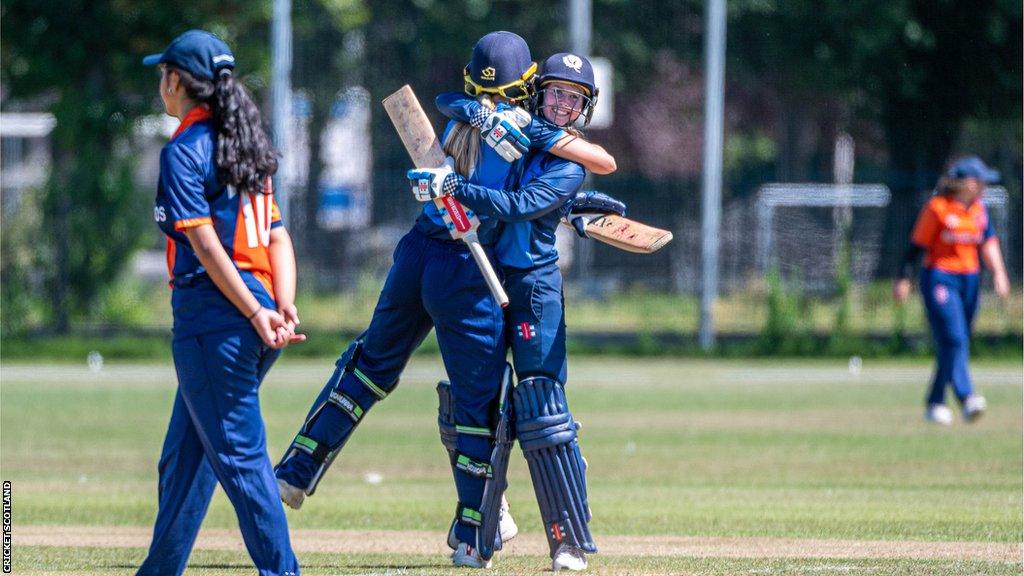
[1,1,272,332]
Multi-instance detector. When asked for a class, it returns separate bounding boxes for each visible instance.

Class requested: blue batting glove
[408,157,463,201]
[481,109,532,162]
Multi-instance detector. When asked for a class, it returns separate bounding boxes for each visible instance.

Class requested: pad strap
[455,453,494,479]
[328,391,364,422]
[456,503,483,527]
[289,434,333,465]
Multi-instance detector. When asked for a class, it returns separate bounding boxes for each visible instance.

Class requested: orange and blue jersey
[154,106,283,337]
[910,195,995,275]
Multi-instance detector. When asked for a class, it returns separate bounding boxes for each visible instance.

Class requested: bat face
[568,213,674,254]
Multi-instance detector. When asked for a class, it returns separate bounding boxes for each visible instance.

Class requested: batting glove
[561,191,627,238]
[480,108,532,162]
[408,157,464,202]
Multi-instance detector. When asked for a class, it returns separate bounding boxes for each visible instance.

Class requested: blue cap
[538,53,596,95]
[143,30,235,81]
[948,156,1000,183]
[466,31,534,88]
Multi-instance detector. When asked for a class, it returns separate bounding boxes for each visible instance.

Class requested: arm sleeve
[264,176,284,230]
[435,92,489,128]
[270,196,284,229]
[982,206,996,242]
[452,159,584,222]
[909,203,940,248]
[523,117,567,151]
[160,143,211,231]
[898,244,925,279]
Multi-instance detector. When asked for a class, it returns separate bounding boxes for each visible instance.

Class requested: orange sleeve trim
[174,216,213,231]
[271,196,282,223]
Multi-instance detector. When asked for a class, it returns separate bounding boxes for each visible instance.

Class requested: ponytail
[174,67,278,194]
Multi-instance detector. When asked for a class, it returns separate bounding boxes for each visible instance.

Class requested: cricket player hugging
[410,49,623,571]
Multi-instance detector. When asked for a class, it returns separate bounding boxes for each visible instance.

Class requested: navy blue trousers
[920,268,980,405]
[138,326,298,576]
[276,228,506,544]
[504,262,567,382]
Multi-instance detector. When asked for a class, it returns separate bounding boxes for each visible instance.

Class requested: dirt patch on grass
[14,525,1021,561]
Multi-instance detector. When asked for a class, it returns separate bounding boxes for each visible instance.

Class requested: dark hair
[173,67,278,194]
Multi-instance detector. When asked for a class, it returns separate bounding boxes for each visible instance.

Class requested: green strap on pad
[328,391,363,422]
[290,434,333,465]
[455,453,494,479]
[456,503,483,527]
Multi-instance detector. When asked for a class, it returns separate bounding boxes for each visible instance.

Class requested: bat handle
[466,238,509,308]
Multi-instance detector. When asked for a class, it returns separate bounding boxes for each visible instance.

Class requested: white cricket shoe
[552,544,588,572]
[925,404,954,426]
[277,478,306,510]
[452,542,491,569]
[963,395,987,423]
[499,496,519,543]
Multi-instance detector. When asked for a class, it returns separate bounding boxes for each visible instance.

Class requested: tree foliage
[1,1,272,332]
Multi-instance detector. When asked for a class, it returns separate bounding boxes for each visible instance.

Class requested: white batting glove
[480,108,532,162]
[407,157,463,202]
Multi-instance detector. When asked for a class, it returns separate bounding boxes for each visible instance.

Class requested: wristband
[247,306,262,320]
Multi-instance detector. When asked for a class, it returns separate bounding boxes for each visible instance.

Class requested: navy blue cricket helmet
[463,31,538,101]
[533,52,600,127]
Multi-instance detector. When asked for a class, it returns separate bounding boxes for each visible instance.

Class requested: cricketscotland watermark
[2,481,10,573]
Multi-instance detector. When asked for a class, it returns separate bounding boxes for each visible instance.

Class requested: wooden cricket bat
[382,85,509,308]
[564,213,674,254]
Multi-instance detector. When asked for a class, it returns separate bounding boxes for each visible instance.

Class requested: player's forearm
[268,227,297,309]
[453,180,563,222]
[185,225,262,318]
[980,237,1007,277]
[549,135,617,175]
[898,243,925,280]
[436,92,487,127]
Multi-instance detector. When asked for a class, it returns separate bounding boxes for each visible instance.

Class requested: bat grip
[465,238,509,308]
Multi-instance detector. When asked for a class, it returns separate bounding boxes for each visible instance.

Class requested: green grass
[11,547,1024,576]
[2,358,1022,574]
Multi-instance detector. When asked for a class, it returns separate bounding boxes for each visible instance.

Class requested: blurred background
[1,0,1021,358]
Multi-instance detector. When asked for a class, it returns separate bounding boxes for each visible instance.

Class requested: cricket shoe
[925,404,954,426]
[499,496,519,543]
[552,544,588,572]
[962,395,987,423]
[452,542,491,569]
[277,478,306,510]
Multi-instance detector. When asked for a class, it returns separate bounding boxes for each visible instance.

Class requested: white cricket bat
[563,213,674,254]
[382,85,509,308]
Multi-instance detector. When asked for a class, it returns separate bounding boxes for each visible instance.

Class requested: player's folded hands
[251,306,306,349]
[408,156,463,201]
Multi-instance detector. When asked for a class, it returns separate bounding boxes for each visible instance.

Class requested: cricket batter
[894,155,1010,425]
[274,31,567,568]
[138,30,303,576]
[411,52,622,571]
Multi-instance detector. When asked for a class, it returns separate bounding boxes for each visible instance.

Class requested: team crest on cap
[481,66,496,81]
[562,54,583,73]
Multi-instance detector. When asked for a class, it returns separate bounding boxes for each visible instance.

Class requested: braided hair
[173,67,278,194]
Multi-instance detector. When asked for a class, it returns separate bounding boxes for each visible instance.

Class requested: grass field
[2,357,1021,575]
